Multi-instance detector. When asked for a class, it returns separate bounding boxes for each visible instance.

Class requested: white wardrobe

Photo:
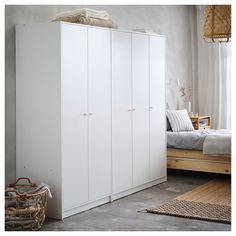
[16,22,166,219]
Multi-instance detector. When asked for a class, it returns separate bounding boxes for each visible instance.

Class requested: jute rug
[147,179,231,224]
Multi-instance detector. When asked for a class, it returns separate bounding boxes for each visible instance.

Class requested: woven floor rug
[147,179,231,224]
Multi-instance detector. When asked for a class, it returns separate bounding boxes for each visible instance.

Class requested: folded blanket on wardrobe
[76,16,118,28]
[53,8,110,21]
[53,15,118,29]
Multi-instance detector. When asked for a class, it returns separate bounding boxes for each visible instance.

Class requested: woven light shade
[203,5,231,42]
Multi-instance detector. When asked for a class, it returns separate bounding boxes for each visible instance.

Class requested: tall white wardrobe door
[61,25,89,210]
[88,27,111,201]
[149,36,166,181]
[132,33,150,187]
[112,31,132,194]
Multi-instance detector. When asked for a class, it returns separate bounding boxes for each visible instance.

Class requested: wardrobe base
[57,176,167,220]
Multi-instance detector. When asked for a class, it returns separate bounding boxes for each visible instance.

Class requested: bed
[166,130,231,174]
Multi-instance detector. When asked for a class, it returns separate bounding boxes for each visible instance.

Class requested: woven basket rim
[5,188,48,200]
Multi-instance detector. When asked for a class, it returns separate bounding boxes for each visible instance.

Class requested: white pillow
[166,109,194,132]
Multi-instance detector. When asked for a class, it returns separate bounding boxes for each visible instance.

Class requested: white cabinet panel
[61,25,89,210]
[149,36,166,181]
[112,31,132,194]
[132,33,150,187]
[88,27,111,201]
[16,23,62,219]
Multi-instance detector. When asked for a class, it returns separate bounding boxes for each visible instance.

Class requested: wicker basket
[5,177,49,231]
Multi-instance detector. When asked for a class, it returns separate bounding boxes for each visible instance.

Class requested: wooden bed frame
[167,148,231,174]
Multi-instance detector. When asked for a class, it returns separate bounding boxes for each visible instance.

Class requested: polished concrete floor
[42,170,231,231]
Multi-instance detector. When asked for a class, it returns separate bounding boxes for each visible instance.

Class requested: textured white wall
[5,5,197,184]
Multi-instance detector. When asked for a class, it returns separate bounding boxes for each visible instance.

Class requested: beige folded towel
[76,16,118,29]
[53,15,118,29]
[53,8,110,21]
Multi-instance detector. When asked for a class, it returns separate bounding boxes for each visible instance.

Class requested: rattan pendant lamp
[203,5,231,42]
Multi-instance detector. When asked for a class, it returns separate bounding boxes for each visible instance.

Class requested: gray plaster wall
[5,5,197,185]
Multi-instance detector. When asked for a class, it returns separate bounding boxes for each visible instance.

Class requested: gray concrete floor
[42,170,231,231]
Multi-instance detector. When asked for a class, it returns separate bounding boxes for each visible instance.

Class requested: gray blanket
[167,129,231,154]
[203,129,231,155]
[167,130,210,150]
